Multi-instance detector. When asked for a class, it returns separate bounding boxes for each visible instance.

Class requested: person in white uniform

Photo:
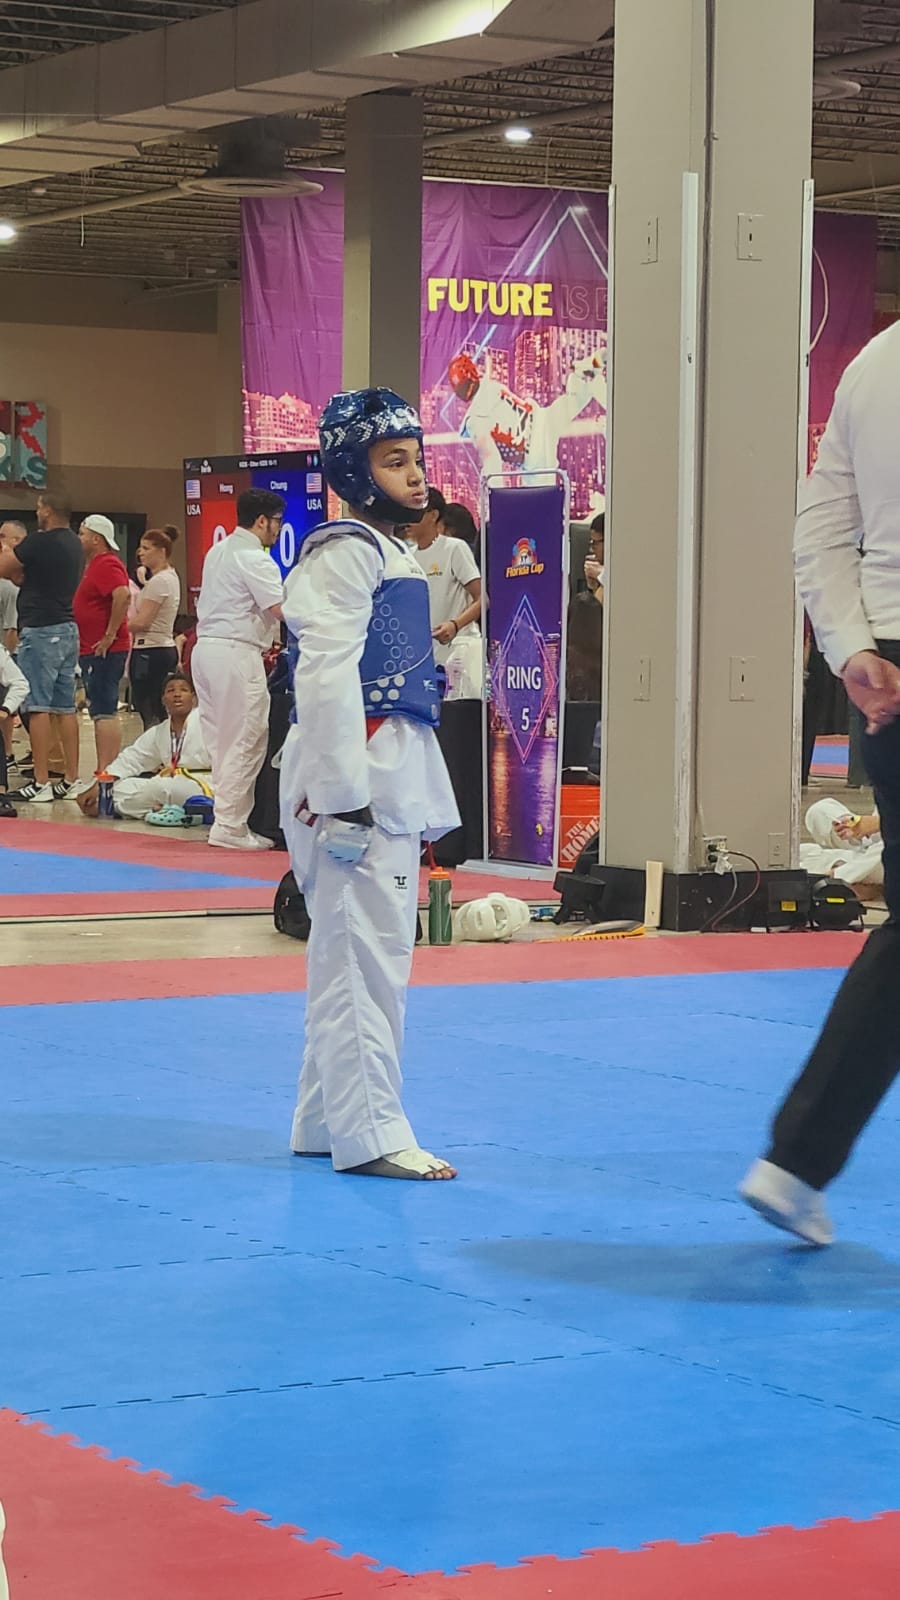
[75,671,212,819]
[800,797,884,890]
[192,488,284,850]
[449,348,606,477]
[279,387,461,1180]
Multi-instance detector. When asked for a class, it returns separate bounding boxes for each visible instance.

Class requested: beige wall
[0,272,236,586]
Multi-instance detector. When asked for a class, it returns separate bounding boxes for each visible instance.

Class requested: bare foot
[347,1147,458,1180]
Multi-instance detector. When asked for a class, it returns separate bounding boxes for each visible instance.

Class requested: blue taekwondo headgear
[318,387,427,526]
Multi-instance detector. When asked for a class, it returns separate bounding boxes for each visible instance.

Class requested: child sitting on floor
[75,670,212,822]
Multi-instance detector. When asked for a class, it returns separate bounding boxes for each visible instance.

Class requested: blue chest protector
[300,521,441,730]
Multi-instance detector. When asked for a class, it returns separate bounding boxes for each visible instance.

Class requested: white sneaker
[208,826,272,851]
[739,1158,834,1247]
[14,780,54,804]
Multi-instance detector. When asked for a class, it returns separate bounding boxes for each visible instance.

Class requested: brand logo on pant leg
[394,875,408,890]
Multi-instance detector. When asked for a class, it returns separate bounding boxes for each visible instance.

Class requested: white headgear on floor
[453,894,531,943]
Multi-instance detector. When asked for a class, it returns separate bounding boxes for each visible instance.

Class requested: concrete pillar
[603,0,814,893]
[215,282,243,456]
[342,91,423,405]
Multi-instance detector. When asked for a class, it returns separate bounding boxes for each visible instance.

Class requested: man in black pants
[741,324,900,1246]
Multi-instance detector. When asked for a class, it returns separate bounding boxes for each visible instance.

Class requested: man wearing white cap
[73,514,131,775]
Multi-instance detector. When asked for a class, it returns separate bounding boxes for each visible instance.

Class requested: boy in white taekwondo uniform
[75,671,212,819]
[192,487,285,851]
[279,388,461,1180]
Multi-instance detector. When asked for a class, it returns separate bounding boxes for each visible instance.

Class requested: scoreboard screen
[183,449,325,599]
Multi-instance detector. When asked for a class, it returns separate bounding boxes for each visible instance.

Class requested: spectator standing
[410,487,483,698]
[73,515,131,775]
[128,527,181,728]
[0,519,26,780]
[192,488,285,850]
[0,491,82,802]
[0,638,28,816]
[0,520,25,653]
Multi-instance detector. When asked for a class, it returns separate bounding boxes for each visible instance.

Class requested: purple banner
[242,179,608,520]
[808,213,877,468]
[243,193,877,499]
[486,482,566,867]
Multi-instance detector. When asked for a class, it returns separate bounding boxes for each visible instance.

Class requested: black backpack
[273,871,312,941]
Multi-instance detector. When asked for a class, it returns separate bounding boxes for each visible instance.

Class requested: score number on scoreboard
[183,450,326,596]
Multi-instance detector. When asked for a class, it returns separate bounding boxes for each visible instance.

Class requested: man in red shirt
[73,515,131,774]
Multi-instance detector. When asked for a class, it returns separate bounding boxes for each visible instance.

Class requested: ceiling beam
[815,151,900,202]
[0,0,614,190]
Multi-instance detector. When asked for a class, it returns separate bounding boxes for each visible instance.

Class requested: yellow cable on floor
[540,921,647,943]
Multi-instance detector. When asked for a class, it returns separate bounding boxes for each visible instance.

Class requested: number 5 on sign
[521,706,531,732]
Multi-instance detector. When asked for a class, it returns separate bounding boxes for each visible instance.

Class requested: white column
[603,0,814,886]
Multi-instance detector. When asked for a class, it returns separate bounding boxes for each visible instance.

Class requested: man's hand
[0,709,8,722]
[433,620,458,646]
[835,812,880,842]
[584,558,603,594]
[93,634,113,658]
[842,651,900,734]
[76,783,100,817]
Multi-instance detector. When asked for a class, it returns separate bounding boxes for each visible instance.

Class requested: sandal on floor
[146,804,188,827]
[346,1147,457,1180]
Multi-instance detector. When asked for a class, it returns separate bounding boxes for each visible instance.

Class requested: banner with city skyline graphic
[242,186,876,520]
[241,177,609,520]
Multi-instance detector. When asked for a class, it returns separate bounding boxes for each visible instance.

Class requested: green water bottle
[428,867,453,945]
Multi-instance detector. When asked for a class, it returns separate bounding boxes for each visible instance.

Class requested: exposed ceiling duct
[0,0,615,191]
[813,34,900,101]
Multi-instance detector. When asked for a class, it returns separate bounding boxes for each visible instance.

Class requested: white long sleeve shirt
[795,321,900,673]
[0,644,27,716]
[196,528,283,650]
[107,709,210,781]
[281,523,459,839]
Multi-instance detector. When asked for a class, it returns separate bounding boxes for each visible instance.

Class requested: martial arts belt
[164,766,214,796]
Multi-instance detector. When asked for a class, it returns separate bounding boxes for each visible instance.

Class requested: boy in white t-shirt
[409,488,483,698]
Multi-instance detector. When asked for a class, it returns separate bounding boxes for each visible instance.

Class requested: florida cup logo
[506,537,545,579]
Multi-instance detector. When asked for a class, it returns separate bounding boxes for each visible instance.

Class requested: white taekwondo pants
[113,773,210,819]
[284,809,421,1170]
[191,638,269,843]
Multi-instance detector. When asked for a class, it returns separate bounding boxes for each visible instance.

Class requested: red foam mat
[2,1412,899,1599]
[0,931,861,1008]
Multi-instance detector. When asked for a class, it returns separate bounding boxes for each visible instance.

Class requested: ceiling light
[0,222,17,242]
[503,124,533,145]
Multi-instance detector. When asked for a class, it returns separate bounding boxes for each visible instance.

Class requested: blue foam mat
[0,845,270,894]
[5,967,900,1571]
